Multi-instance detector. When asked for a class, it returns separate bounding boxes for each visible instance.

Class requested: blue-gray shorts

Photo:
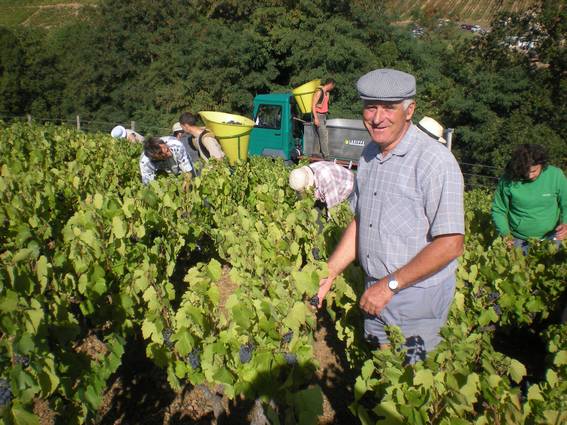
[364,275,456,353]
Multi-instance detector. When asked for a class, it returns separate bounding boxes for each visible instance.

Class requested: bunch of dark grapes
[488,291,500,302]
[0,379,12,409]
[14,354,30,368]
[284,353,297,365]
[162,328,174,349]
[311,248,320,260]
[309,295,319,307]
[187,349,201,369]
[239,343,255,364]
[281,331,293,344]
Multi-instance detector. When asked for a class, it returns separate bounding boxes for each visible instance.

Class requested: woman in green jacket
[492,144,567,254]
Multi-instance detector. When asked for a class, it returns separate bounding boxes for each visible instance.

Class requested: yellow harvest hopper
[291,79,321,114]
[198,111,255,165]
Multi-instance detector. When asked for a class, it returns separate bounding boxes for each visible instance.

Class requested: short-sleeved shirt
[351,123,464,288]
[139,137,193,185]
[309,161,355,209]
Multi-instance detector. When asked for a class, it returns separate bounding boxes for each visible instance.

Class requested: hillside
[387,0,538,25]
[0,0,97,29]
[0,0,540,30]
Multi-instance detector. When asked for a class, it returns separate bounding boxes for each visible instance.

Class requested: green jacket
[492,165,567,240]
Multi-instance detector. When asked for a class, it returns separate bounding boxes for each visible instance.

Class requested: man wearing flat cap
[316,68,464,360]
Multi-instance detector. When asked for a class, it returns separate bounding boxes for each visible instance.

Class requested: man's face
[150,144,172,161]
[362,100,415,150]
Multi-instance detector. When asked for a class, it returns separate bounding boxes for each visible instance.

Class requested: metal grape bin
[302,118,372,163]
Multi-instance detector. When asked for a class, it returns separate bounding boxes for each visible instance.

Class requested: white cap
[417,116,446,144]
[172,122,183,133]
[289,166,315,192]
[111,125,127,138]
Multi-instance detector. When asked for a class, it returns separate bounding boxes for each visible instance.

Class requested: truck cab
[248,93,300,161]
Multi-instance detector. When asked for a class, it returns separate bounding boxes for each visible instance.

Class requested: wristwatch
[387,274,401,294]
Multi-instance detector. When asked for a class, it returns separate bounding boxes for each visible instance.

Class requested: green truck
[247,92,372,167]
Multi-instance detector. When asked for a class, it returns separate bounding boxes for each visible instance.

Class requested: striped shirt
[309,161,355,209]
[139,138,193,185]
[351,123,464,288]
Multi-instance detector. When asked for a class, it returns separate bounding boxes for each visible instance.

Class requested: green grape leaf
[94,193,103,209]
[283,302,308,330]
[0,289,19,312]
[213,367,234,385]
[141,320,160,343]
[361,359,374,380]
[112,216,126,239]
[413,369,434,389]
[460,372,480,404]
[508,359,526,384]
[354,377,367,402]
[207,259,222,281]
[12,406,40,425]
[293,386,323,425]
[487,374,501,388]
[553,350,567,367]
[527,384,544,402]
[546,369,558,387]
[372,401,404,424]
[292,269,319,295]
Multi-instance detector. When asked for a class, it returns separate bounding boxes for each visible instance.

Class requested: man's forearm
[327,218,358,278]
[395,233,464,289]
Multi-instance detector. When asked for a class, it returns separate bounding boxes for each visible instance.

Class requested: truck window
[254,105,282,130]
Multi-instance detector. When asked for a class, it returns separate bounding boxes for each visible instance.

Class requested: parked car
[411,26,425,37]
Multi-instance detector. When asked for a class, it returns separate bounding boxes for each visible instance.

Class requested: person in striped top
[289,162,354,213]
[139,136,193,185]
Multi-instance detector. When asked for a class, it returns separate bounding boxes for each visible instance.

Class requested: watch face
[388,279,399,291]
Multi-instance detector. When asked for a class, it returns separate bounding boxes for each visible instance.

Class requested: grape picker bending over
[288,161,354,216]
[139,136,193,185]
[491,143,566,255]
[316,69,465,361]
[111,125,145,143]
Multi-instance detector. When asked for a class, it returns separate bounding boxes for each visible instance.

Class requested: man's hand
[313,117,320,128]
[315,276,335,309]
[555,223,567,241]
[359,277,394,317]
[503,235,515,248]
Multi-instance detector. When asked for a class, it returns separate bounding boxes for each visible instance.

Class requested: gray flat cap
[357,68,416,101]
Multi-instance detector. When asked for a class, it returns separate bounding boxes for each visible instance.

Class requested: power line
[462,172,500,180]
[459,161,501,170]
